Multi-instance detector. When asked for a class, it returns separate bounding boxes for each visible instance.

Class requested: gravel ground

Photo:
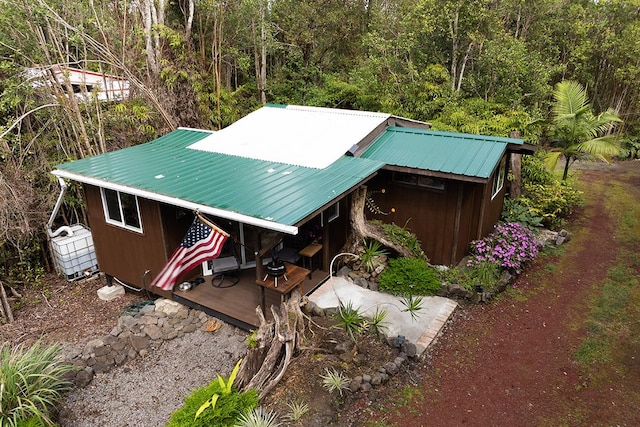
[57,323,248,427]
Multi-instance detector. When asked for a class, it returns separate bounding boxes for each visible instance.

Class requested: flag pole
[197,213,230,237]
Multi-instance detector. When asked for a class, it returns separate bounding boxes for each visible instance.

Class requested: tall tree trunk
[185,0,195,42]
[252,1,268,105]
[211,3,223,128]
[562,156,571,181]
[141,0,159,76]
[260,4,267,105]
[449,7,460,91]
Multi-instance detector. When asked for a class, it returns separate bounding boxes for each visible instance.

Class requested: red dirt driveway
[368,161,640,427]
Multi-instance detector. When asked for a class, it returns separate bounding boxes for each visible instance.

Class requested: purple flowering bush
[467,222,541,274]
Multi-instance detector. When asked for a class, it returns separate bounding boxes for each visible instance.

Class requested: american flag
[151,216,228,291]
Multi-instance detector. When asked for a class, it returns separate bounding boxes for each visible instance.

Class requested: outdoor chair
[271,233,307,265]
[209,240,240,288]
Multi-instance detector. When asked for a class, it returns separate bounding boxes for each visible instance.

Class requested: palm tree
[547,80,623,181]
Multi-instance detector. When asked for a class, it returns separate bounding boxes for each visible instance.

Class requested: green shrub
[378,257,440,296]
[469,260,502,288]
[618,136,640,160]
[166,363,258,427]
[520,180,584,229]
[438,266,474,291]
[0,341,74,427]
[522,150,555,185]
[501,198,543,228]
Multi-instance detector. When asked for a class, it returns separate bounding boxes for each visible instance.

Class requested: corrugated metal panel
[53,128,384,230]
[362,127,520,179]
[187,104,391,169]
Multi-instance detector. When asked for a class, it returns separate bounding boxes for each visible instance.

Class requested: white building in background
[26,65,130,102]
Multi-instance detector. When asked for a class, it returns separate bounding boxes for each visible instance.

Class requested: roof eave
[52,169,300,235]
[382,165,490,184]
[507,142,537,155]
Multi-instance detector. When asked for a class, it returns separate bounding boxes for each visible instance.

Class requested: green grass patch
[575,177,640,376]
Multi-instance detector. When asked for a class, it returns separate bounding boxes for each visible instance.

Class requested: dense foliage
[166,373,258,427]
[0,0,638,282]
[378,257,441,296]
[0,341,73,427]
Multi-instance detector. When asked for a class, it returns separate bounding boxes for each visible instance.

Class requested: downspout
[47,177,74,238]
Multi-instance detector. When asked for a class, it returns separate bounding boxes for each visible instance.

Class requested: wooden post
[509,130,523,198]
[0,280,14,323]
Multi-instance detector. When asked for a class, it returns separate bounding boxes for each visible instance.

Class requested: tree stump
[236,290,307,399]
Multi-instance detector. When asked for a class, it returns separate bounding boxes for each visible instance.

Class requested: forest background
[1,0,639,283]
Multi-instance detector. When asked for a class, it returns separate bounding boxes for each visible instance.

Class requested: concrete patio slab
[309,276,458,355]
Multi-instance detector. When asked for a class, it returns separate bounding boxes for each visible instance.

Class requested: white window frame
[491,158,506,200]
[327,202,340,223]
[100,188,143,233]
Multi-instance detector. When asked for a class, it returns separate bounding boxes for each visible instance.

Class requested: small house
[27,65,130,102]
[50,104,533,328]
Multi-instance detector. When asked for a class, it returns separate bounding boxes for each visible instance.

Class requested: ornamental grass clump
[0,341,74,427]
[467,222,541,275]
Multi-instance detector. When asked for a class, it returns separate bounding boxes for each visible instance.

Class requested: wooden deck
[173,266,327,330]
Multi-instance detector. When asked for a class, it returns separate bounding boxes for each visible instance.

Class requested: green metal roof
[362,127,523,179]
[52,128,384,233]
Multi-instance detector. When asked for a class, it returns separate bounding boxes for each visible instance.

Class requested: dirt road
[367,161,640,426]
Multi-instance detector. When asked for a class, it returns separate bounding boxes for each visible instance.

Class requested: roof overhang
[381,164,489,184]
[52,169,300,235]
[507,142,537,155]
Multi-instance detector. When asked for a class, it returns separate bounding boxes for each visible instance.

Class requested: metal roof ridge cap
[50,169,299,235]
[176,126,215,133]
[284,104,391,118]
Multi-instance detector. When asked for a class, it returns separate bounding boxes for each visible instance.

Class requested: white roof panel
[187,105,390,169]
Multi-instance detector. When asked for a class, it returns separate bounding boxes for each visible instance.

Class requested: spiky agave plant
[284,399,309,422]
[320,368,350,396]
[234,407,281,427]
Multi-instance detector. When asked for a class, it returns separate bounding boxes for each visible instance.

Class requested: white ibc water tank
[50,224,99,281]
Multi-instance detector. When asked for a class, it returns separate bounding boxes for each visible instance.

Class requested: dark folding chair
[209,240,240,288]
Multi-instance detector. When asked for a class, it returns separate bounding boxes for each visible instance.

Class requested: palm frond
[543,150,564,171]
[553,80,588,117]
[576,136,623,159]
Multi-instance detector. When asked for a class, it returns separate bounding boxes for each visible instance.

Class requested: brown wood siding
[366,171,495,266]
[324,198,349,270]
[453,183,483,263]
[85,185,171,298]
